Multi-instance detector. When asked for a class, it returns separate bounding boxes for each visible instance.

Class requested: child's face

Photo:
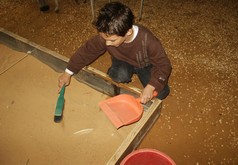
[100,33,127,47]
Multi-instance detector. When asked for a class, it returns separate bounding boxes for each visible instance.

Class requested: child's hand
[58,72,71,92]
[140,84,156,104]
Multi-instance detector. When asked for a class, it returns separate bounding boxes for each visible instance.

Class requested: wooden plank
[85,66,142,95]
[0,28,68,73]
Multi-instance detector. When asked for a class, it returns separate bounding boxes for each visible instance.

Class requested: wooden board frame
[0,27,162,165]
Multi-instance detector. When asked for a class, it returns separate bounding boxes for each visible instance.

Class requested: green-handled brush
[54,85,65,123]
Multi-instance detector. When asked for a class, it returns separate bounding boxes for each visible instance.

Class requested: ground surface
[0,0,238,164]
[0,45,117,165]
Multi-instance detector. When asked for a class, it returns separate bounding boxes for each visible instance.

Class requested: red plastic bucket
[120,149,176,165]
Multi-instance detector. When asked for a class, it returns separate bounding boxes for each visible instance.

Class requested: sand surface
[0,44,133,165]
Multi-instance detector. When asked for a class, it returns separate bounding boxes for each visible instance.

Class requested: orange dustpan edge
[99,101,124,128]
[99,94,144,129]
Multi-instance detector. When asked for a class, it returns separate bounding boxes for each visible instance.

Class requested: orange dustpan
[99,92,157,129]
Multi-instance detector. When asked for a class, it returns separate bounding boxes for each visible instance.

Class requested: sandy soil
[0,0,238,164]
[0,44,138,164]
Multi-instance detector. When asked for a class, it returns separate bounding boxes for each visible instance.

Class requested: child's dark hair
[94,2,135,36]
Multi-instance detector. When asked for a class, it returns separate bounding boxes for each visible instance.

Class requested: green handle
[55,86,65,116]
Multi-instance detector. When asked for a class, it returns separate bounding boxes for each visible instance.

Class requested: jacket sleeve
[67,35,106,74]
[147,36,172,93]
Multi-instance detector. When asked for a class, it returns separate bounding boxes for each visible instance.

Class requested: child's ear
[126,28,133,36]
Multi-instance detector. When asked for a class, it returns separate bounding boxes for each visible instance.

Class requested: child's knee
[108,67,132,83]
[157,84,170,100]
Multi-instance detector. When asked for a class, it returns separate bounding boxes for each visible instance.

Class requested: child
[58,2,172,103]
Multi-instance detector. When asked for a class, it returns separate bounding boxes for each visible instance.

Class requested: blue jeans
[107,58,170,100]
